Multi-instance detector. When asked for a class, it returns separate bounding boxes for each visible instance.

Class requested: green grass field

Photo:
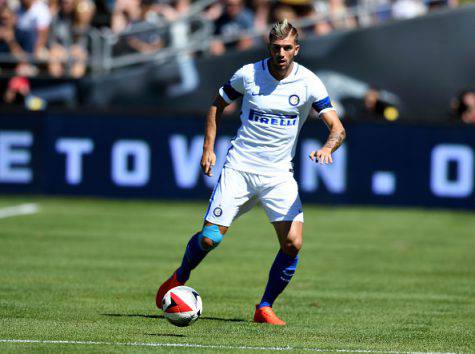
[0,196,473,353]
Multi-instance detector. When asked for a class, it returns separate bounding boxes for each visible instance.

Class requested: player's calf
[176,224,224,282]
[156,224,225,308]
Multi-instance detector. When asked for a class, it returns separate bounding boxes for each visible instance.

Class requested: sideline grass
[0,197,473,353]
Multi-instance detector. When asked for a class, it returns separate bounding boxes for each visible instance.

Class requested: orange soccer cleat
[155,271,184,309]
[253,305,286,326]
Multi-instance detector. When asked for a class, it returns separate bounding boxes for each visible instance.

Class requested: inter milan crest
[213,207,223,217]
[289,94,300,106]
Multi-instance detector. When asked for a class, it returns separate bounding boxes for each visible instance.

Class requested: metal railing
[96,15,213,73]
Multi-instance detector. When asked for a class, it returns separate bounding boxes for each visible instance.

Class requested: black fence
[0,113,474,209]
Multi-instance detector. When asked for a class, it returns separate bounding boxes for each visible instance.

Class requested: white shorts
[204,167,304,227]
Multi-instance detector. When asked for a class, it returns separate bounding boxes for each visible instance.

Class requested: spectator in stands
[271,4,298,25]
[111,0,141,33]
[313,0,357,35]
[327,0,357,29]
[3,76,31,106]
[125,0,165,54]
[155,0,191,22]
[91,0,112,28]
[210,0,254,55]
[426,0,458,11]
[272,0,336,38]
[48,0,96,78]
[391,0,427,19]
[342,87,400,121]
[2,75,47,110]
[452,90,475,124]
[0,5,27,64]
[15,0,51,59]
[251,0,271,33]
[270,4,320,39]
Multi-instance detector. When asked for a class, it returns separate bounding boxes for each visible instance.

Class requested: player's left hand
[309,147,333,164]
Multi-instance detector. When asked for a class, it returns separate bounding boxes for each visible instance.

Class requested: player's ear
[294,44,300,56]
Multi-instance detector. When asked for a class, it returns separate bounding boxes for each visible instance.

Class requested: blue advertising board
[0,113,474,209]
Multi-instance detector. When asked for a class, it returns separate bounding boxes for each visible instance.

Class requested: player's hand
[309,147,333,165]
[201,149,216,176]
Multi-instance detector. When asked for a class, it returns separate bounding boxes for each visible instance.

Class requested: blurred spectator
[452,90,475,124]
[426,0,458,11]
[111,0,141,33]
[15,0,51,59]
[210,0,254,56]
[362,0,393,25]
[3,76,30,105]
[91,0,112,27]
[313,0,357,35]
[125,0,164,54]
[342,88,400,121]
[274,0,335,38]
[271,4,298,24]
[48,0,95,78]
[251,0,271,32]
[391,0,427,19]
[155,0,191,22]
[2,75,47,110]
[0,5,27,64]
[327,0,357,29]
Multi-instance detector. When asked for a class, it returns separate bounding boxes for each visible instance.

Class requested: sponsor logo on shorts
[289,94,300,106]
[213,207,223,217]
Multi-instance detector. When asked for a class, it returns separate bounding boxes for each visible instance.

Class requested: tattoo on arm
[323,130,346,152]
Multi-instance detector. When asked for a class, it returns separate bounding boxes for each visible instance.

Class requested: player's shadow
[101,313,247,323]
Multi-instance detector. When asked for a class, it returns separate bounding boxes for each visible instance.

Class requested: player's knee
[199,225,223,250]
[282,238,302,257]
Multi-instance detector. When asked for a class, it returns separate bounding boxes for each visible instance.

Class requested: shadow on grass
[101,313,247,323]
[145,333,186,337]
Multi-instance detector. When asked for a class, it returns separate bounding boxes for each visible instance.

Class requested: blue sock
[175,233,209,283]
[258,251,299,309]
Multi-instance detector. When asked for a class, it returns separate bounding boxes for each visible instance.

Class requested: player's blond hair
[269,19,299,44]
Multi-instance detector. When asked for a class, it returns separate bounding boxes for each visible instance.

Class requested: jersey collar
[263,58,299,83]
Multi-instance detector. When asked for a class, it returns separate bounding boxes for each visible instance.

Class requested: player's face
[268,35,300,72]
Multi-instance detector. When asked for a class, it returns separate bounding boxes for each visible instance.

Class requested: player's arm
[201,95,229,177]
[309,110,346,164]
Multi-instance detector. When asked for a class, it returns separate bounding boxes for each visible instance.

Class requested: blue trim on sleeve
[312,96,333,113]
[223,81,243,101]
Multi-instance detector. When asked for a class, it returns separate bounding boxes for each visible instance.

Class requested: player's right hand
[201,149,216,177]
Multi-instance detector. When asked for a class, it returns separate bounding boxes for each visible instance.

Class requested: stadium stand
[0,0,470,121]
[0,0,460,76]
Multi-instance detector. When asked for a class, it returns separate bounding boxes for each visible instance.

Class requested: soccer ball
[162,286,202,327]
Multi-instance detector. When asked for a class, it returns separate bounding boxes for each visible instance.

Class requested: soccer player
[156,19,346,325]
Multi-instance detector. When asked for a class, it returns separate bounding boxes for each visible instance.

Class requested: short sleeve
[36,3,52,29]
[219,67,245,104]
[309,76,335,116]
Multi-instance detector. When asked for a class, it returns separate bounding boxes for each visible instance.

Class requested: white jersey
[219,58,334,176]
[17,1,52,31]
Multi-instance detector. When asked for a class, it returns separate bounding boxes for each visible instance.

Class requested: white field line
[0,203,39,219]
[0,339,455,354]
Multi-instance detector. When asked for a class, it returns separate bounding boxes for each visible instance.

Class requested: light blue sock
[258,251,299,308]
